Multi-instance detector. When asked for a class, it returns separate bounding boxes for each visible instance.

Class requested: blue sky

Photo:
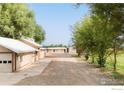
[29,3,89,45]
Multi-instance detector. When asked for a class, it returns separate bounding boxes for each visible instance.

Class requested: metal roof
[20,38,41,48]
[0,37,38,53]
[46,47,67,50]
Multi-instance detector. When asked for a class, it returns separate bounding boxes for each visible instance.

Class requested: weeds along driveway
[16,53,118,85]
[0,59,51,85]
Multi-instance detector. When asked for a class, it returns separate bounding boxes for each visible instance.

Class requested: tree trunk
[91,53,94,63]
[77,50,81,57]
[113,39,117,71]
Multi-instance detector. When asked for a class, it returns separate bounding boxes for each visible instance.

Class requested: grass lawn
[87,50,124,82]
[106,51,124,74]
[106,51,124,81]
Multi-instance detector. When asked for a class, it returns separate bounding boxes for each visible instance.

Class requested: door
[0,53,12,73]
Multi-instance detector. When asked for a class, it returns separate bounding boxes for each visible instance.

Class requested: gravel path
[16,53,118,85]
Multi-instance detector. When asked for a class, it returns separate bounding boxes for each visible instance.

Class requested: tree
[72,22,84,56]
[73,3,124,69]
[34,24,45,44]
[72,16,113,66]
[0,4,36,39]
[0,3,45,44]
[90,3,124,70]
[92,16,113,67]
[43,44,67,48]
[72,17,97,62]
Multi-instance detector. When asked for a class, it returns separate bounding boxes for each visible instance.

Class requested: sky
[29,3,89,46]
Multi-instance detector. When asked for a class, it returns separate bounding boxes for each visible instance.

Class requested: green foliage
[0,4,45,44]
[34,24,45,44]
[44,44,67,48]
[73,4,124,69]
[90,3,124,38]
[0,4,34,38]
[72,16,113,65]
[72,17,95,57]
[90,3,124,70]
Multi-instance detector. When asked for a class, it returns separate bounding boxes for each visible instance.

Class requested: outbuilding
[46,47,67,53]
[0,37,37,73]
[20,38,45,60]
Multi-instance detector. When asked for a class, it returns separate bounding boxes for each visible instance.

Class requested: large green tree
[90,3,124,70]
[72,16,113,66]
[0,4,45,44]
[92,16,113,66]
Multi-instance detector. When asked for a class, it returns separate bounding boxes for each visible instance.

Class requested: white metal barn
[20,38,45,59]
[0,37,38,73]
[46,47,67,53]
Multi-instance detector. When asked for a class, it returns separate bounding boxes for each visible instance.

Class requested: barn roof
[20,38,41,49]
[0,37,38,53]
[46,47,67,50]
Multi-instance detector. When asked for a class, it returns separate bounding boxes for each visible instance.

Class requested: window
[0,61,2,63]
[8,60,12,63]
[3,60,7,64]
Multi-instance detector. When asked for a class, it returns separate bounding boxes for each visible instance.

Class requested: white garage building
[0,37,38,73]
[20,38,45,60]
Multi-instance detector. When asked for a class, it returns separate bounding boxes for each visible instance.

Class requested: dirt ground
[16,53,119,85]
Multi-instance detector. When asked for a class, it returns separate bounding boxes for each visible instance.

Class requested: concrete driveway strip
[0,59,51,85]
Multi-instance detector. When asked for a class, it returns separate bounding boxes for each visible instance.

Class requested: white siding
[38,50,45,59]
[0,54,12,73]
[16,53,36,70]
[0,45,11,52]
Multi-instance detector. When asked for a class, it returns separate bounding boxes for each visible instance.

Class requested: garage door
[0,53,12,73]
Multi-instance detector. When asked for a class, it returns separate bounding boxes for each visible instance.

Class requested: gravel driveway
[16,53,118,85]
